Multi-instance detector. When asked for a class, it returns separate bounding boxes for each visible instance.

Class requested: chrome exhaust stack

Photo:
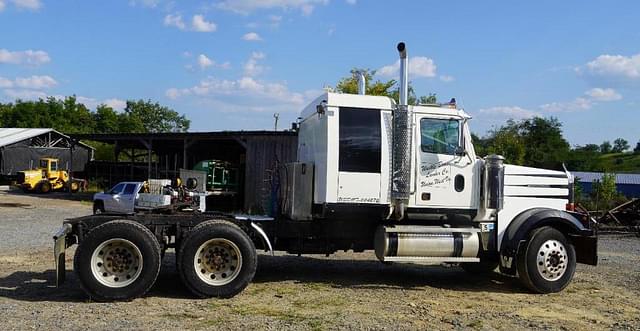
[357,70,366,95]
[390,42,412,220]
[397,42,408,105]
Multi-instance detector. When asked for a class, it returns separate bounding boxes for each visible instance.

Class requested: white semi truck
[53,43,597,301]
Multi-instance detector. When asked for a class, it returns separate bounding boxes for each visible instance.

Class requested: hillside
[598,153,640,173]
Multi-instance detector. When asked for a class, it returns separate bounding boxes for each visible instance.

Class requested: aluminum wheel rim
[194,238,242,286]
[536,239,567,281]
[90,238,143,288]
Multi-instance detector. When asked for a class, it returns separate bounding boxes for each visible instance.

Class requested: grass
[597,153,640,172]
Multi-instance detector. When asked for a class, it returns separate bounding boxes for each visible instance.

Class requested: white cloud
[165,14,217,32]
[198,54,213,69]
[479,106,540,119]
[540,88,623,112]
[269,15,282,23]
[585,87,622,101]
[218,61,231,70]
[164,13,186,30]
[0,1,5,11]
[580,53,640,81]
[14,75,57,89]
[11,0,41,10]
[165,88,180,100]
[243,51,266,76]
[165,76,308,108]
[377,56,437,78]
[129,0,160,8]
[440,75,455,82]
[103,98,127,111]
[346,0,356,4]
[216,0,328,15]
[242,32,262,41]
[191,14,216,32]
[182,51,192,58]
[3,89,47,100]
[0,77,13,88]
[540,97,592,113]
[0,49,50,66]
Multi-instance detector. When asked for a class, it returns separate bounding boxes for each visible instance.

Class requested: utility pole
[273,113,280,131]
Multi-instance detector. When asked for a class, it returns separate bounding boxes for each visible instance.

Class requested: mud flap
[53,224,72,287]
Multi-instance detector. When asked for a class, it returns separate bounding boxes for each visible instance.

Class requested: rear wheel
[73,220,161,301]
[517,226,576,293]
[177,220,257,298]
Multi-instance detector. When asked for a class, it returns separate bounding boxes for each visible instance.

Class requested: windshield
[39,160,48,169]
[109,183,125,194]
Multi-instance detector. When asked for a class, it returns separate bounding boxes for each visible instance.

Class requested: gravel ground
[0,189,92,253]
[0,191,639,330]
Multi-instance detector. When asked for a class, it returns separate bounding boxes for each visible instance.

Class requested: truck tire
[73,220,161,301]
[177,220,257,298]
[516,226,576,294]
[36,181,51,194]
[461,259,499,274]
[93,201,105,215]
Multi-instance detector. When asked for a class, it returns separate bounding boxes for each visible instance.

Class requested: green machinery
[193,160,239,194]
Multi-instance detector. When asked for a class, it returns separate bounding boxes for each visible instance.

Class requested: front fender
[499,208,597,275]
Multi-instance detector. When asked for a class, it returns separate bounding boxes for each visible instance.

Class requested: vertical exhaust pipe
[357,71,366,95]
[390,42,411,220]
[397,42,408,105]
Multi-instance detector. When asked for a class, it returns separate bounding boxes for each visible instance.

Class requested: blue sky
[0,0,639,147]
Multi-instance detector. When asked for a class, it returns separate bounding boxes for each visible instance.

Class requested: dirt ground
[0,190,639,330]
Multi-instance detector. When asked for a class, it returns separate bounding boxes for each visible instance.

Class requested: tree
[335,68,434,105]
[592,172,617,210]
[600,141,612,154]
[94,105,120,133]
[612,138,629,153]
[635,141,640,154]
[486,123,526,165]
[566,144,603,171]
[123,99,190,133]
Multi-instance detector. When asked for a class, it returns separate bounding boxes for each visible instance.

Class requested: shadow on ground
[0,252,525,302]
[2,188,95,202]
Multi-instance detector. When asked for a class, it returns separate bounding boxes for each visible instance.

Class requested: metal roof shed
[0,128,94,175]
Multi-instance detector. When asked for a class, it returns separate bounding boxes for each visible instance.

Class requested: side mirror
[454,146,466,157]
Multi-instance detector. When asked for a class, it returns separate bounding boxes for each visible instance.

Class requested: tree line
[0,96,190,134]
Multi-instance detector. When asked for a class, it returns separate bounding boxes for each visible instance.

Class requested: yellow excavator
[17,158,81,193]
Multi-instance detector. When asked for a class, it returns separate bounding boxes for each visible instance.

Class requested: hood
[503,164,569,200]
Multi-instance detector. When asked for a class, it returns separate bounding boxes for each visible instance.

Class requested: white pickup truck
[93,180,203,214]
[92,182,145,214]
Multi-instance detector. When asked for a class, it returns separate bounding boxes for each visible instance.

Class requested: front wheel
[517,226,576,293]
[93,201,105,215]
[177,220,257,298]
[73,220,161,301]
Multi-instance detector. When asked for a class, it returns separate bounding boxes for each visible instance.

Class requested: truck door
[103,183,125,212]
[117,183,138,213]
[414,115,475,209]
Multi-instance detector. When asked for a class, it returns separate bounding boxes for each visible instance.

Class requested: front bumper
[53,224,73,287]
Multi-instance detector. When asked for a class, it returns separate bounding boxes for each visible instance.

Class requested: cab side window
[124,184,136,195]
[420,119,460,155]
[50,161,58,171]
